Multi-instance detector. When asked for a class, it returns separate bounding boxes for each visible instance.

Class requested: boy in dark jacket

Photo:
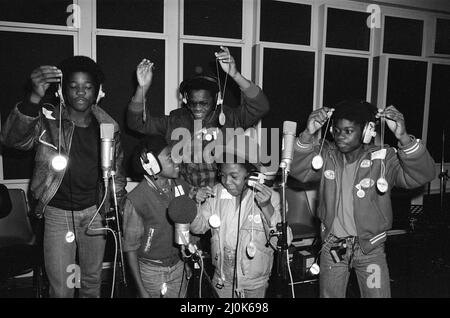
[290,100,435,298]
[0,56,126,298]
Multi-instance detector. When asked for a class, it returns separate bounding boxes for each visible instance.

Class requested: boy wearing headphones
[189,135,281,298]
[126,46,269,192]
[290,100,435,298]
[122,135,192,298]
[0,56,127,297]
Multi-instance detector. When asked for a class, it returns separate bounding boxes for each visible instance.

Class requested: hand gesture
[194,186,214,204]
[136,59,154,88]
[30,66,62,103]
[376,105,408,141]
[215,46,238,78]
[305,107,334,136]
[252,182,273,209]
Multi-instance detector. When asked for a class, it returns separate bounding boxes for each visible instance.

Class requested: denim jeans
[212,274,268,298]
[44,205,106,298]
[139,259,188,298]
[319,235,391,298]
[211,247,268,298]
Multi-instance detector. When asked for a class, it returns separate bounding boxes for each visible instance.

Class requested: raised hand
[376,105,409,143]
[215,46,238,78]
[30,66,62,103]
[252,182,273,209]
[305,107,334,136]
[136,59,154,88]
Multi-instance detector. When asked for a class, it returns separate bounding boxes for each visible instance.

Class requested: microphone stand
[108,171,128,296]
[269,162,290,297]
[183,244,219,298]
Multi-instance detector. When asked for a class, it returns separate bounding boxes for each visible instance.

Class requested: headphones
[329,119,377,144]
[58,78,106,106]
[140,149,162,176]
[179,75,220,105]
[96,85,106,105]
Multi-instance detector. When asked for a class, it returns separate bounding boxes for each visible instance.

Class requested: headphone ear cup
[362,121,376,144]
[140,152,162,176]
[96,85,105,105]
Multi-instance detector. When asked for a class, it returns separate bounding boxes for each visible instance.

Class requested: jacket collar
[48,103,120,133]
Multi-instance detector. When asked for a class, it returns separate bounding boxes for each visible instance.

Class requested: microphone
[168,195,197,246]
[280,121,297,172]
[100,123,115,182]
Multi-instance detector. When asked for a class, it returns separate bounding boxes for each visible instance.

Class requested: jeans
[212,274,268,298]
[319,235,391,298]
[139,259,188,298]
[44,205,106,298]
[212,247,268,298]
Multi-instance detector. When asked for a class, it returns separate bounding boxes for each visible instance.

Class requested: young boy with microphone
[123,135,204,298]
[290,100,435,298]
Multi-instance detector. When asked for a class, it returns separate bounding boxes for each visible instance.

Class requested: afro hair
[58,56,104,96]
[332,99,378,129]
[179,74,219,99]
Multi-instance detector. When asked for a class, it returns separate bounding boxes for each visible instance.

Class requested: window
[97,36,165,175]
[261,48,315,136]
[385,59,427,146]
[0,0,72,26]
[427,64,450,162]
[323,54,368,107]
[183,0,242,39]
[260,1,311,45]
[435,18,450,55]
[383,16,423,56]
[0,31,73,180]
[97,0,164,33]
[326,8,371,51]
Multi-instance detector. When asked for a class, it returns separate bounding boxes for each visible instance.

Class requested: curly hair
[332,99,378,129]
[58,55,105,96]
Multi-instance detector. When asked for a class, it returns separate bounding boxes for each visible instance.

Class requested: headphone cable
[232,187,245,298]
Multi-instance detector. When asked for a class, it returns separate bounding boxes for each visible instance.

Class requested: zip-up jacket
[290,134,435,253]
[190,184,280,291]
[0,101,127,218]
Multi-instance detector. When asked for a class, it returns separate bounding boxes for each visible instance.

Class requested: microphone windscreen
[283,121,297,135]
[168,195,197,223]
[100,123,114,139]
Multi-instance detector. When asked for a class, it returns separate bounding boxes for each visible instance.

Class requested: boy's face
[220,163,249,197]
[331,119,363,154]
[157,146,180,179]
[64,72,96,112]
[186,89,214,120]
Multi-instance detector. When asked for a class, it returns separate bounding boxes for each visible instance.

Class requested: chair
[285,178,320,242]
[0,188,44,297]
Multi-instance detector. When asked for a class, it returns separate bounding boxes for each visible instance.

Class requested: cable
[87,183,119,298]
[198,251,204,298]
[286,248,295,298]
[142,85,146,123]
[232,188,245,298]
